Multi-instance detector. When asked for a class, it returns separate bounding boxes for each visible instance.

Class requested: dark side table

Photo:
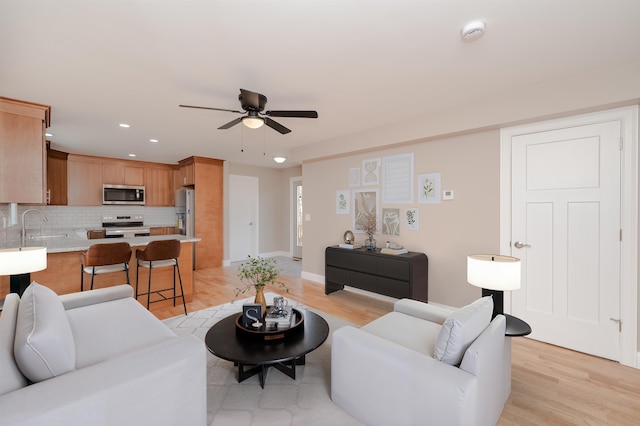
[504,314,532,337]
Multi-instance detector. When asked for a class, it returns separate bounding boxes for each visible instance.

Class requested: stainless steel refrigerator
[176,188,195,237]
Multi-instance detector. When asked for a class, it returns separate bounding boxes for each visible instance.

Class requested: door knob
[514,241,530,249]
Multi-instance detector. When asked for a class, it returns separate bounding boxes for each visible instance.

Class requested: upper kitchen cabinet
[67,154,102,206]
[144,165,177,206]
[47,147,68,205]
[0,97,51,204]
[102,163,144,186]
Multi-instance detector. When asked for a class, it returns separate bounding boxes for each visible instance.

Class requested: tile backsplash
[0,204,177,242]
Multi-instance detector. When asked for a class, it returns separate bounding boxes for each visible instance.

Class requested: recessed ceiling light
[461,20,486,42]
[273,156,286,164]
[128,153,136,157]
[119,123,130,128]
[46,132,54,137]
[149,139,158,143]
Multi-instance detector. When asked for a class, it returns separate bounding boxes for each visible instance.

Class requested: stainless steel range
[102,215,150,238]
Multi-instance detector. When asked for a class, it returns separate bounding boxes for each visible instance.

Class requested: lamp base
[481,288,503,319]
[10,273,31,296]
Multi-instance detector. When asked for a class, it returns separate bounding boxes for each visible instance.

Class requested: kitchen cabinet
[67,155,103,206]
[178,156,223,269]
[46,148,68,205]
[102,163,144,186]
[145,166,176,206]
[150,226,176,236]
[0,97,50,204]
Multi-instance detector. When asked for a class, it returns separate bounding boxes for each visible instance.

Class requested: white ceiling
[2,0,640,168]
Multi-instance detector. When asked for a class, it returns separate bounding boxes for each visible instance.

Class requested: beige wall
[302,130,500,308]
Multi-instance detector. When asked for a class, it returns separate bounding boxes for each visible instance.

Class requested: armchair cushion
[14,282,76,383]
[434,296,493,365]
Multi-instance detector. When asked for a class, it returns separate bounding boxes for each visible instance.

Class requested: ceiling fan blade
[265,110,318,118]
[264,117,291,134]
[179,105,243,114]
[239,89,263,111]
[218,117,243,130]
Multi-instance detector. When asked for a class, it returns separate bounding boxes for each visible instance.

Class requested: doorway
[229,174,259,262]
[291,177,302,259]
[500,106,638,367]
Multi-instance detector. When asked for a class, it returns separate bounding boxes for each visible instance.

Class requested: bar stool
[135,239,186,315]
[80,242,132,291]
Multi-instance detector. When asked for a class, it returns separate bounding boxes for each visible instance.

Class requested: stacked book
[339,243,362,249]
[264,306,295,328]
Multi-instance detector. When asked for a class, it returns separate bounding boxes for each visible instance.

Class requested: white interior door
[292,179,302,259]
[229,175,258,262]
[510,121,621,361]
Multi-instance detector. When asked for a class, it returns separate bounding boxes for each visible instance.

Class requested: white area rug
[163,293,362,426]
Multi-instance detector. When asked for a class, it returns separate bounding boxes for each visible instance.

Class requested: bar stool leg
[90,267,96,290]
[175,260,186,315]
[124,263,130,285]
[80,265,84,292]
[135,261,140,301]
[147,262,153,310]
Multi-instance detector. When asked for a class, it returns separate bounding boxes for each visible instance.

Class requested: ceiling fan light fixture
[242,116,264,129]
[273,156,286,164]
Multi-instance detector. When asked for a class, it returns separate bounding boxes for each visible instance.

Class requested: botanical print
[348,167,360,186]
[381,208,401,236]
[336,190,350,214]
[418,172,441,204]
[404,208,419,230]
[362,158,380,185]
[353,190,378,233]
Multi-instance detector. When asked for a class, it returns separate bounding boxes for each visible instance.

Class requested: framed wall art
[381,208,401,236]
[348,167,360,186]
[362,158,380,185]
[352,189,378,233]
[336,190,350,214]
[382,153,414,204]
[404,208,419,230]
[418,172,441,204]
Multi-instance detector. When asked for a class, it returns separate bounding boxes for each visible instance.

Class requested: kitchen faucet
[21,208,48,242]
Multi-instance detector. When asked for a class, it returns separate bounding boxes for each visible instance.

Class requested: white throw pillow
[434,296,493,366]
[14,282,76,383]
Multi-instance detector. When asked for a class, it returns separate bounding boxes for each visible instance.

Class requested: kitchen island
[0,232,200,309]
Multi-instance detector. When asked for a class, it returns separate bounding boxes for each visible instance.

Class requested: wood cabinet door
[145,167,173,206]
[0,114,45,203]
[47,150,68,205]
[124,166,144,185]
[68,159,102,205]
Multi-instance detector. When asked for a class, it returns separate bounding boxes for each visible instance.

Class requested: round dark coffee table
[205,309,329,388]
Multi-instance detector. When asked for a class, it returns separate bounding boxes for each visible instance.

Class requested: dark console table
[325,246,428,302]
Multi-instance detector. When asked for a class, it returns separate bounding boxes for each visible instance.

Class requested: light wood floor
[152,265,640,425]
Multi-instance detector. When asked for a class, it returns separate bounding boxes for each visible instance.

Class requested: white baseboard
[222,259,231,267]
[259,250,290,258]
[636,352,640,369]
[301,271,324,284]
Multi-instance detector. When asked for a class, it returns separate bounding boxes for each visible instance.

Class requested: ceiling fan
[179,89,318,134]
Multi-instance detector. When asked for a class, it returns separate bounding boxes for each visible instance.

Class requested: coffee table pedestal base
[237,355,306,388]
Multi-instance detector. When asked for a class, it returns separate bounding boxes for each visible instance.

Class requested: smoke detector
[461,21,486,42]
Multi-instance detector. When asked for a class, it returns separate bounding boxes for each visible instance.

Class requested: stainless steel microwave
[102,184,145,205]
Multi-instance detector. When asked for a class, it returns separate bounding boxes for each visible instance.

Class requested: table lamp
[0,247,47,296]
[467,254,521,319]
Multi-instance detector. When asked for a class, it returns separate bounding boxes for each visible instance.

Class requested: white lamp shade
[467,254,521,291]
[242,116,264,129]
[0,247,47,275]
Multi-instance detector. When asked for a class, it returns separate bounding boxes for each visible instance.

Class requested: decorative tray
[235,307,304,341]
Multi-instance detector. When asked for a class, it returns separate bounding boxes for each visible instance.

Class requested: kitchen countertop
[2,229,200,254]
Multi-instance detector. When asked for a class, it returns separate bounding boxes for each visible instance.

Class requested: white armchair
[331,297,509,426]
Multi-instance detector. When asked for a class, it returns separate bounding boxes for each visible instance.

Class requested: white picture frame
[336,190,350,214]
[382,153,414,204]
[362,158,380,185]
[418,172,441,204]
[348,167,360,186]
[381,208,401,236]
[404,208,419,230]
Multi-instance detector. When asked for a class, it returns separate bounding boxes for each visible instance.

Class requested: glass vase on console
[365,234,377,251]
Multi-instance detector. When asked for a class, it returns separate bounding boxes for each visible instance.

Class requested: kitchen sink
[28,233,69,240]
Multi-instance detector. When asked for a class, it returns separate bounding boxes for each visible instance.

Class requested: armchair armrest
[331,326,477,426]
[394,298,454,324]
[0,335,206,426]
[60,285,133,310]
